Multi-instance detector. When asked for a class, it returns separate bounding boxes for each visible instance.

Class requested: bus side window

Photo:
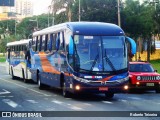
[44,34,48,51]
[32,37,36,51]
[48,34,52,51]
[52,34,56,51]
[35,36,38,51]
[59,31,65,51]
[39,35,42,51]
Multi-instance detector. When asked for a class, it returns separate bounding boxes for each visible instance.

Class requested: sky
[32,0,52,15]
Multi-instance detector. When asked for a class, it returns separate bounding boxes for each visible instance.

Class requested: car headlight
[137,76,141,80]
[156,76,160,80]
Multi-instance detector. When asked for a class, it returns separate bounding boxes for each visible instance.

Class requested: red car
[129,61,160,93]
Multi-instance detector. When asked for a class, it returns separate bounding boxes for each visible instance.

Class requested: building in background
[0,0,33,20]
[15,0,33,17]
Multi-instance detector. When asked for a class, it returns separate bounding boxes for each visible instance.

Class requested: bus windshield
[74,35,127,72]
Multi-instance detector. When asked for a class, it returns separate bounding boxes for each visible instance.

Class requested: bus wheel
[22,69,27,83]
[38,76,46,90]
[63,82,71,98]
[11,68,16,80]
[105,93,114,99]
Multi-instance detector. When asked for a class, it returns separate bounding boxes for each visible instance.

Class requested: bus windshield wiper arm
[104,55,116,72]
[90,54,99,71]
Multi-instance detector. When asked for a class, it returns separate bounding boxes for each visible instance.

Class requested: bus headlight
[116,76,129,83]
[137,76,141,80]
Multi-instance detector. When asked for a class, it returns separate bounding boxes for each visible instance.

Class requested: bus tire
[22,69,27,83]
[38,74,46,90]
[105,93,114,99]
[11,67,16,80]
[63,81,71,98]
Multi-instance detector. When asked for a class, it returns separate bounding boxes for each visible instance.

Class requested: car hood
[129,72,160,76]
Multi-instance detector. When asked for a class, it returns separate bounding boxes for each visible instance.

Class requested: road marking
[2,99,18,108]
[0,89,11,95]
[26,100,38,104]
[102,101,113,104]
[128,97,142,100]
[0,96,13,98]
[52,100,63,105]
[0,78,51,97]
[70,106,83,110]
[83,103,92,106]
[119,99,127,102]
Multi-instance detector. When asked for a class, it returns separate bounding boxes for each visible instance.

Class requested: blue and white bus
[30,22,136,98]
[6,39,32,82]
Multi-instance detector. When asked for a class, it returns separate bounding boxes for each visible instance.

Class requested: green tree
[121,0,155,61]
[71,0,117,23]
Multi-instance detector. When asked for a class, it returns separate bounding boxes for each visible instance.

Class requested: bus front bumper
[67,80,129,94]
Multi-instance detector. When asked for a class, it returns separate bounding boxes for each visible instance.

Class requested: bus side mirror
[69,36,74,55]
[126,37,136,55]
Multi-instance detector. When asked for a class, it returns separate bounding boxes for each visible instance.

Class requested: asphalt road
[0,63,160,120]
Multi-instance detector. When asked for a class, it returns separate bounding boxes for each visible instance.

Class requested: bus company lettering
[84,76,102,79]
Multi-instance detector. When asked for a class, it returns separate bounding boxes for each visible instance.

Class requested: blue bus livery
[30,22,136,98]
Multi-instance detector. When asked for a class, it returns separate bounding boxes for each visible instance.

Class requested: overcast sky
[32,0,52,15]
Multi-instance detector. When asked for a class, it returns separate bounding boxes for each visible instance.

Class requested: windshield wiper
[104,54,116,72]
[90,54,99,71]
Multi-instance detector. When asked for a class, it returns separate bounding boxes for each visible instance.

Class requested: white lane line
[0,89,11,95]
[128,97,142,100]
[70,106,83,110]
[0,96,13,98]
[2,99,18,108]
[119,99,127,102]
[83,103,92,106]
[0,78,51,97]
[102,101,113,104]
[51,100,84,110]
[26,100,38,104]
[52,100,63,105]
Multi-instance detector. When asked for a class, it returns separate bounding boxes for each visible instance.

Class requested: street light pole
[29,16,38,30]
[79,0,81,21]
[15,19,16,36]
[117,0,121,27]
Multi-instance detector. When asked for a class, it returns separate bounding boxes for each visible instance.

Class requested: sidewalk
[0,62,6,67]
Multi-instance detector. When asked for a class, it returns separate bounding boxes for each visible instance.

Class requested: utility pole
[117,0,121,27]
[51,0,55,25]
[79,0,81,21]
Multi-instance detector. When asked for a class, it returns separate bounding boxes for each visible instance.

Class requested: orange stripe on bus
[39,53,60,74]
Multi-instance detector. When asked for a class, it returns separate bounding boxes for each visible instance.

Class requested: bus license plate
[99,87,108,91]
[146,83,154,86]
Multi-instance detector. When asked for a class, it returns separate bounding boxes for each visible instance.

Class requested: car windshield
[129,63,155,72]
[74,35,127,72]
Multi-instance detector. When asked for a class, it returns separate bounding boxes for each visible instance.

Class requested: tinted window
[129,63,154,72]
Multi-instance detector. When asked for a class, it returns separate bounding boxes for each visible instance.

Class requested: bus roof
[33,22,125,36]
[7,39,31,47]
